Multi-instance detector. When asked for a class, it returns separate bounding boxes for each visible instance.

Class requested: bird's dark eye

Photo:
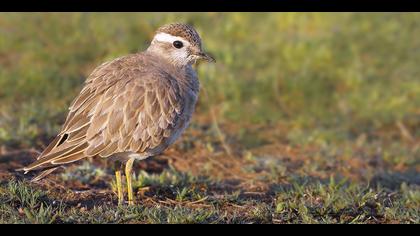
[173,40,183,49]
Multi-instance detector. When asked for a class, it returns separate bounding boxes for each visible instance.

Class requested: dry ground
[1,121,419,223]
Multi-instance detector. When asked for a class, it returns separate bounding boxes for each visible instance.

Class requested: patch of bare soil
[0,122,418,209]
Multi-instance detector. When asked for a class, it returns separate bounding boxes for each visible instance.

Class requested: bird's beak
[197,51,216,63]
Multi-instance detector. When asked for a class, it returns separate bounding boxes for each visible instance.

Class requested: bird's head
[147,23,215,67]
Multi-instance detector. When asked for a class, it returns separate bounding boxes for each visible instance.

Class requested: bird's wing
[23,55,184,173]
[84,67,184,158]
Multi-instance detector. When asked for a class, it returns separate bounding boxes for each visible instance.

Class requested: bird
[21,23,215,205]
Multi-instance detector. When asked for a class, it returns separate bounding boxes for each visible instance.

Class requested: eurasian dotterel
[21,23,215,205]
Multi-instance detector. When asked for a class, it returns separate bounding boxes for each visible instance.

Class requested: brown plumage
[24,53,196,174]
[157,23,203,48]
[22,23,214,194]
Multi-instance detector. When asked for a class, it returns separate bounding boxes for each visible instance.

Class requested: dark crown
[156,23,202,48]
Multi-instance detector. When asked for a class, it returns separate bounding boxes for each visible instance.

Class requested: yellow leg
[115,170,124,206]
[125,158,135,205]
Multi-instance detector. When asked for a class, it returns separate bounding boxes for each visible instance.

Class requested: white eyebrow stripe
[154,32,189,45]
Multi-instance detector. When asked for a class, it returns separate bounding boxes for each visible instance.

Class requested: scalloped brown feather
[23,52,200,179]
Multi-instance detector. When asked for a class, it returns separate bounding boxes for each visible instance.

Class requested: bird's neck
[142,49,198,94]
[145,49,195,75]
[146,45,191,69]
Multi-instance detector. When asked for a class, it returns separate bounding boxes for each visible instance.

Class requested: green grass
[0,180,61,224]
[274,177,420,224]
[1,13,420,146]
[0,177,418,224]
[0,13,419,224]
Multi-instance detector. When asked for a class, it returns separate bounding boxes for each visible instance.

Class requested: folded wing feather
[23,55,184,179]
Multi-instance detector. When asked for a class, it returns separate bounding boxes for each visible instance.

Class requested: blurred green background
[1,13,419,224]
[0,13,419,154]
